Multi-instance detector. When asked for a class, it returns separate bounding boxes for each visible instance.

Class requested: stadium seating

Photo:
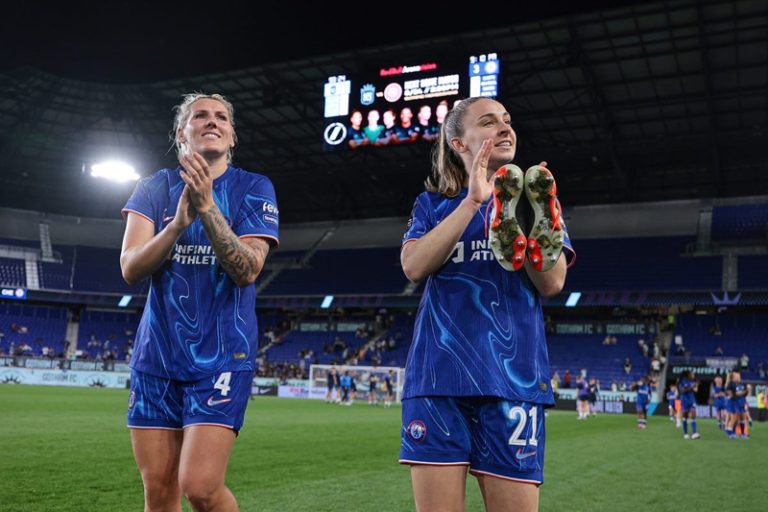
[78,309,141,360]
[0,257,26,287]
[711,203,768,243]
[563,236,722,291]
[547,334,650,388]
[672,312,768,380]
[0,303,67,356]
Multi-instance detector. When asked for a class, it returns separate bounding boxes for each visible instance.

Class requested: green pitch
[1,386,765,511]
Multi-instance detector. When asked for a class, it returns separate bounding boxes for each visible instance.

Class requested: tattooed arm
[179,151,272,287]
[198,205,271,287]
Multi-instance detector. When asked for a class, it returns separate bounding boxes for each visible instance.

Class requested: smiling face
[400,107,413,126]
[435,101,449,123]
[367,109,380,126]
[418,105,431,125]
[178,98,236,160]
[383,109,396,128]
[450,98,516,170]
[350,110,363,128]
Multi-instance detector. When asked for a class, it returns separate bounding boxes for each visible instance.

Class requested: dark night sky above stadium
[1,0,646,83]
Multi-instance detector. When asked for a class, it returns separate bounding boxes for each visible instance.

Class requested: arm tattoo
[199,205,265,284]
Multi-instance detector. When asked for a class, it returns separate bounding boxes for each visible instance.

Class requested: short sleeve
[235,175,280,247]
[402,193,433,246]
[121,174,159,224]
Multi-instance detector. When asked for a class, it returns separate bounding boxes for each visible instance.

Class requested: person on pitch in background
[633,375,651,429]
[666,382,681,427]
[575,374,590,420]
[725,370,750,439]
[120,92,279,512]
[384,369,395,408]
[398,96,575,512]
[678,370,700,440]
[711,374,728,431]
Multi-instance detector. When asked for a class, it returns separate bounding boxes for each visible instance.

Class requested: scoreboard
[322,52,500,150]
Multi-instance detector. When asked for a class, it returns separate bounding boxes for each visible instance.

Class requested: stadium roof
[0,0,766,224]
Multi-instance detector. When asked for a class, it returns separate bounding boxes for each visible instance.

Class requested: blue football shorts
[399,396,546,484]
[127,369,253,433]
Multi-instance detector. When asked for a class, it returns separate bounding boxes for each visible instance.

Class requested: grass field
[1,385,765,512]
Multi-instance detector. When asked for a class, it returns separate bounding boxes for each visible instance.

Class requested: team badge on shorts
[406,420,427,443]
[128,391,136,410]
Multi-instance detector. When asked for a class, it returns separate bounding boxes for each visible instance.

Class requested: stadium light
[90,161,139,182]
[320,295,334,309]
[565,292,581,307]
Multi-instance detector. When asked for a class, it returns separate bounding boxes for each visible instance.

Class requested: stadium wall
[6,197,767,251]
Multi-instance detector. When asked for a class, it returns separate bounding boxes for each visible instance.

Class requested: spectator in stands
[674,335,686,355]
[610,379,618,392]
[563,369,572,389]
[650,356,661,377]
[398,96,574,511]
[119,92,278,512]
[740,353,749,371]
[714,346,724,356]
[638,338,649,358]
[624,357,632,375]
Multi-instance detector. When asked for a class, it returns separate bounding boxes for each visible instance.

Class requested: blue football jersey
[122,166,279,380]
[727,381,747,399]
[636,382,650,403]
[679,378,696,399]
[712,385,728,410]
[401,188,574,404]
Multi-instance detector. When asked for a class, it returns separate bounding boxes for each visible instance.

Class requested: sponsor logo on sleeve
[262,202,279,225]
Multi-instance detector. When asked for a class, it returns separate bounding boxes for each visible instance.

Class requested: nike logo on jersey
[163,215,175,222]
[207,396,233,407]
[515,448,537,460]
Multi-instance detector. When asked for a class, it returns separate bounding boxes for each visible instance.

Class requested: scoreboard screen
[322,52,500,150]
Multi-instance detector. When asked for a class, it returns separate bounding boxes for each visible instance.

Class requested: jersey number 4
[214,372,232,396]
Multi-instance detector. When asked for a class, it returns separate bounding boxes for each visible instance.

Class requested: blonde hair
[425,97,484,197]
[171,92,237,163]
